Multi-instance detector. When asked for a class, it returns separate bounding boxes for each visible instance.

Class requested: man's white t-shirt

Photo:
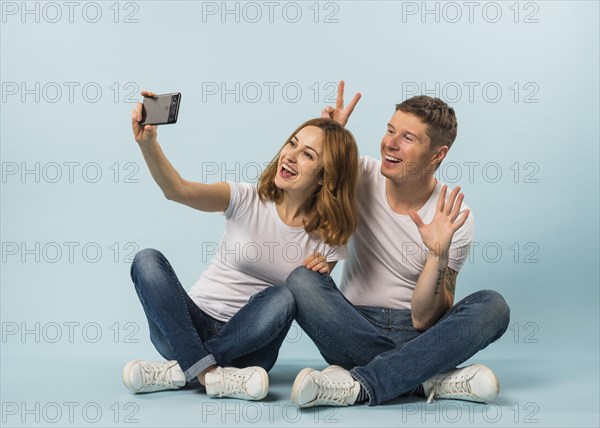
[189,181,347,322]
[339,156,474,310]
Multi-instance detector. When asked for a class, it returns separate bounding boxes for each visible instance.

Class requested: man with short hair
[286,82,510,407]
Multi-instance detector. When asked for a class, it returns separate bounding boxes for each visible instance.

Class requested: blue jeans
[285,267,510,406]
[130,248,296,382]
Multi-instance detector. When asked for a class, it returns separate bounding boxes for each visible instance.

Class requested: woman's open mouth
[279,162,298,180]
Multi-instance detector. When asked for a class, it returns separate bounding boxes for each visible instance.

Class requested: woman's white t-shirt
[188,181,347,322]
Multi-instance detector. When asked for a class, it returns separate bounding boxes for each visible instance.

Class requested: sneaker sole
[122,360,142,393]
[290,368,317,407]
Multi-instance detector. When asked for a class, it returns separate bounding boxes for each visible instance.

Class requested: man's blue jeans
[130,248,296,382]
[285,267,510,406]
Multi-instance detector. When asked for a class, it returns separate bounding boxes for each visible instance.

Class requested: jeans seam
[169,266,206,348]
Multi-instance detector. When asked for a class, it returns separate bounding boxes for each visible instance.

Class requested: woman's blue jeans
[285,267,510,406]
[130,248,296,382]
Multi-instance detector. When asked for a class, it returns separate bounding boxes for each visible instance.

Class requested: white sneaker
[422,364,499,404]
[205,366,269,401]
[122,360,186,393]
[291,365,361,408]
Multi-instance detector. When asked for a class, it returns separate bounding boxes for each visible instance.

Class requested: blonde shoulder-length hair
[258,118,359,246]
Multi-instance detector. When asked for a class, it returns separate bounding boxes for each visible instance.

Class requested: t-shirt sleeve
[308,240,349,263]
[448,210,474,272]
[323,243,349,262]
[360,156,378,176]
[223,182,256,221]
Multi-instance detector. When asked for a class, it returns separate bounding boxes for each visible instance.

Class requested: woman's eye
[304,152,313,160]
[289,141,296,147]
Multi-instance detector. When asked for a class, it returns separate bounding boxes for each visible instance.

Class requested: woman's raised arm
[131,91,230,212]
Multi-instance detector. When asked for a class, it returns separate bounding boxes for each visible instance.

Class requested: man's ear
[433,145,449,164]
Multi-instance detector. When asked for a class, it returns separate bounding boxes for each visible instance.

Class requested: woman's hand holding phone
[131,91,158,148]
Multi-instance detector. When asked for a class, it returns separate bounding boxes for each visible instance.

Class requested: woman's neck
[275,193,310,227]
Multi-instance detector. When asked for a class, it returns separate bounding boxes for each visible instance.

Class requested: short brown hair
[396,96,458,150]
[258,118,359,246]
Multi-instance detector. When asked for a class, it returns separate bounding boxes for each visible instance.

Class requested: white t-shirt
[189,182,347,322]
[339,156,474,310]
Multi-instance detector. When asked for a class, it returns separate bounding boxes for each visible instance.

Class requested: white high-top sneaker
[122,360,186,393]
[205,366,269,401]
[422,364,499,404]
[291,365,361,408]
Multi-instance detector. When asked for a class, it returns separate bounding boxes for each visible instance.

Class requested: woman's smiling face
[274,125,324,197]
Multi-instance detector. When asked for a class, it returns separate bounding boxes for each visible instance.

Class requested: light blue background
[1,1,598,427]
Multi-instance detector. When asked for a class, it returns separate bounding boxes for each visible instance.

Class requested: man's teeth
[385,155,401,163]
[282,163,298,175]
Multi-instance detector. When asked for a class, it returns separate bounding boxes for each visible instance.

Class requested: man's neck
[385,176,438,215]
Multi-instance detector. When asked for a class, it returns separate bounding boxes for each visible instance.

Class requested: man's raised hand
[408,186,471,260]
[320,80,361,128]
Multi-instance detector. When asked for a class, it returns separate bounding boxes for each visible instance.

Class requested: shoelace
[217,369,248,397]
[314,375,355,405]
[426,370,478,404]
[142,362,173,388]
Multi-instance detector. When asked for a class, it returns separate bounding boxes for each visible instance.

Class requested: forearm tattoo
[434,268,445,296]
[444,268,458,299]
[434,267,458,299]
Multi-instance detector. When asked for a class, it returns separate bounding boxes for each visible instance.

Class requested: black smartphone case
[140,92,181,125]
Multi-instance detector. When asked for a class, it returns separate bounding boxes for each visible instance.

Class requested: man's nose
[386,138,400,151]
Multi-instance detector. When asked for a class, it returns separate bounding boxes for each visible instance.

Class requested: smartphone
[140,92,181,126]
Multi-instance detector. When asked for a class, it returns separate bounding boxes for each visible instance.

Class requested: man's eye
[289,141,296,147]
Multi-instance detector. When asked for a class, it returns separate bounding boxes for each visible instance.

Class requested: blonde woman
[122,91,359,401]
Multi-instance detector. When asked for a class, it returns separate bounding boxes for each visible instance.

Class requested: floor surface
[2,351,598,427]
